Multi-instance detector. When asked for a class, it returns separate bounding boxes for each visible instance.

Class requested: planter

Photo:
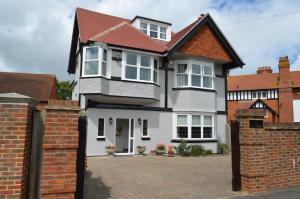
[168,151,175,157]
[155,150,165,155]
[137,146,146,155]
[106,148,115,156]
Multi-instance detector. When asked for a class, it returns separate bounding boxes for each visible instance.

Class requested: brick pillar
[236,109,269,193]
[0,93,38,199]
[278,56,294,122]
[40,100,80,199]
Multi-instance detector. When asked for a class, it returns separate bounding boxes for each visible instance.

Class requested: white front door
[293,100,300,122]
[115,118,134,154]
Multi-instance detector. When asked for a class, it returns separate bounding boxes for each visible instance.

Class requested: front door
[115,118,134,154]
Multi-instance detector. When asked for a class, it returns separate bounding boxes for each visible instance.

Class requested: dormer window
[150,24,158,38]
[160,27,166,39]
[138,21,169,40]
[140,22,147,34]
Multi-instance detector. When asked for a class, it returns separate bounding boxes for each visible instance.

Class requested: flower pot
[168,151,175,157]
[106,148,115,156]
[155,150,165,155]
[137,146,146,155]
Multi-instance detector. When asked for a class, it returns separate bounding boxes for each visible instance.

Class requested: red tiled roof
[228,71,300,91]
[0,72,57,102]
[90,22,166,53]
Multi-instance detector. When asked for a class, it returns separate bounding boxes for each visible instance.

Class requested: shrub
[190,145,205,156]
[217,143,228,154]
[155,143,166,151]
[204,149,213,155]
[175,140,191,156]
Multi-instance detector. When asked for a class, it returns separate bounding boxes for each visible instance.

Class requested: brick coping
[265,122,300,130]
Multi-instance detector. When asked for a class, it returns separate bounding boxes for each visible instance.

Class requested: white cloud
[0,0,300,79]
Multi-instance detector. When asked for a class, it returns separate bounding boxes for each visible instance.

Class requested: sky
[0,0,300,80]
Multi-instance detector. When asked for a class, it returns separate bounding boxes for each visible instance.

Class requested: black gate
[75,116,87,199]
[28,110,44,199]
[231,120,241,191]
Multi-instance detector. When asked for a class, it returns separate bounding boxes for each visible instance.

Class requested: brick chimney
[278,56,294,122]
[257,66,273,74]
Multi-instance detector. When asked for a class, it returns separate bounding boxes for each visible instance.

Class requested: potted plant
[105,144,116,156]
[155,143,166,155]
[167,145,175,157]
[137,145,146,155]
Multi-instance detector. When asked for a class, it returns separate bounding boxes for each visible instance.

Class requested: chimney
[257,66,273,74]
[277,56,294,122]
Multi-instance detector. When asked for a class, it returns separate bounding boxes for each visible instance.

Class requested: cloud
[0,0,300,80]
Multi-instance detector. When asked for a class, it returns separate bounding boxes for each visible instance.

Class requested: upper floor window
[82,46,108,77]
[175,61,214,89]
[252,91,267,99]
[139,21,168,40]
[124,52,159,84]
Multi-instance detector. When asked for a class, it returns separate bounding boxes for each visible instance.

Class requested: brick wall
[0,95,37,198]
[236,109,300,192]
[40,100,80,199]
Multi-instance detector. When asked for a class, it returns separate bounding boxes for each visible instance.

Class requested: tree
[56,80,72,100]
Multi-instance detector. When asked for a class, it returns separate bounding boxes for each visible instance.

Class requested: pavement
[84,155,300,199]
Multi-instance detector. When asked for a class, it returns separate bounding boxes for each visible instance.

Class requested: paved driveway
[84,155,246,199]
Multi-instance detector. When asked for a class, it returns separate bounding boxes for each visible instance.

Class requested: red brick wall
[178,24,233,62]
[0,103,34,198]
[40,100,80,199]
[237,109,300,193]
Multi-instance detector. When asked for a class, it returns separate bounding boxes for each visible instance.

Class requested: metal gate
[28,110,44,199]
[75,116,87,199]
[230,120,241,191]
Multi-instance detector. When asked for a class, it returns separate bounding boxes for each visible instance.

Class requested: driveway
[84,155,246,199]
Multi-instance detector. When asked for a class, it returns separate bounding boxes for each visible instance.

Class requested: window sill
[171,139,217,143]
[96,137,106,141]
[172,87,216,92]
[122,78,160,87]
[141,137,151,140]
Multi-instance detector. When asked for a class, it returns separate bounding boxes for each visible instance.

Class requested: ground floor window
[142,119,149,137]
[176,114,214,139]
[98,118,105,137]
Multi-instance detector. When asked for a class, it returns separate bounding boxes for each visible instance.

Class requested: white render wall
[86,108,222,156]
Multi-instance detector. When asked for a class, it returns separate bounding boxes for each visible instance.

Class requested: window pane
[125,66,137,79]
[98,119,104,137]
[177,64,187,73]
[141,56,151,67]
[140,29,147,34]
[86,47,98,60]
[150,24,158,31]
[140,22,147,29]
[191,75,201,87]
[160,26,166,33]
[192,115,201,125]
[103,49,107,61]
[203,65,212,76]
[126,53,137,65]
[140,68,151,81]
[143,120,148,136]
[177,74,188,86]
[192,64,201,74]
[177,115,187,125]
[130,119,134,137]
[160,33,166,39]
[203,127,212,138]
[154,59,158,69]
[153,71,158,83]
[150,31,158,38]
[191,127,201,138]
[177,127,188,138]
[84,61,99,75]
[203,76,213,88]
[204,116,212,126]
[102,62,107,76]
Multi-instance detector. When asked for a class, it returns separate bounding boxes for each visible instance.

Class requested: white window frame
[139,22,148,34]
[174,60,215,90]
[97,118,105,138]
[122,51,159,84]
[142,119,150,138]
[175,114,215,140]
[252,90,268,99]
[139,20,168,41]
[82,46,110,78]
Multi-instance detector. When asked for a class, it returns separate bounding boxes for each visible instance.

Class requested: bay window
[175,61,214,89]
[175,114,214,139]
[82,46,109,77]
[124,52,159,84]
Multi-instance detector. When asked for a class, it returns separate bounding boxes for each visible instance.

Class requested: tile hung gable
[178,24,233,62]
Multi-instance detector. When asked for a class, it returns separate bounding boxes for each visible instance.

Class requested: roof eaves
[131,15,172,25]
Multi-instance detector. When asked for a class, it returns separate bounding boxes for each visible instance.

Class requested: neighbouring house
[68,8,244,156]
[228,56,300,123]
[0,72,57,105]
